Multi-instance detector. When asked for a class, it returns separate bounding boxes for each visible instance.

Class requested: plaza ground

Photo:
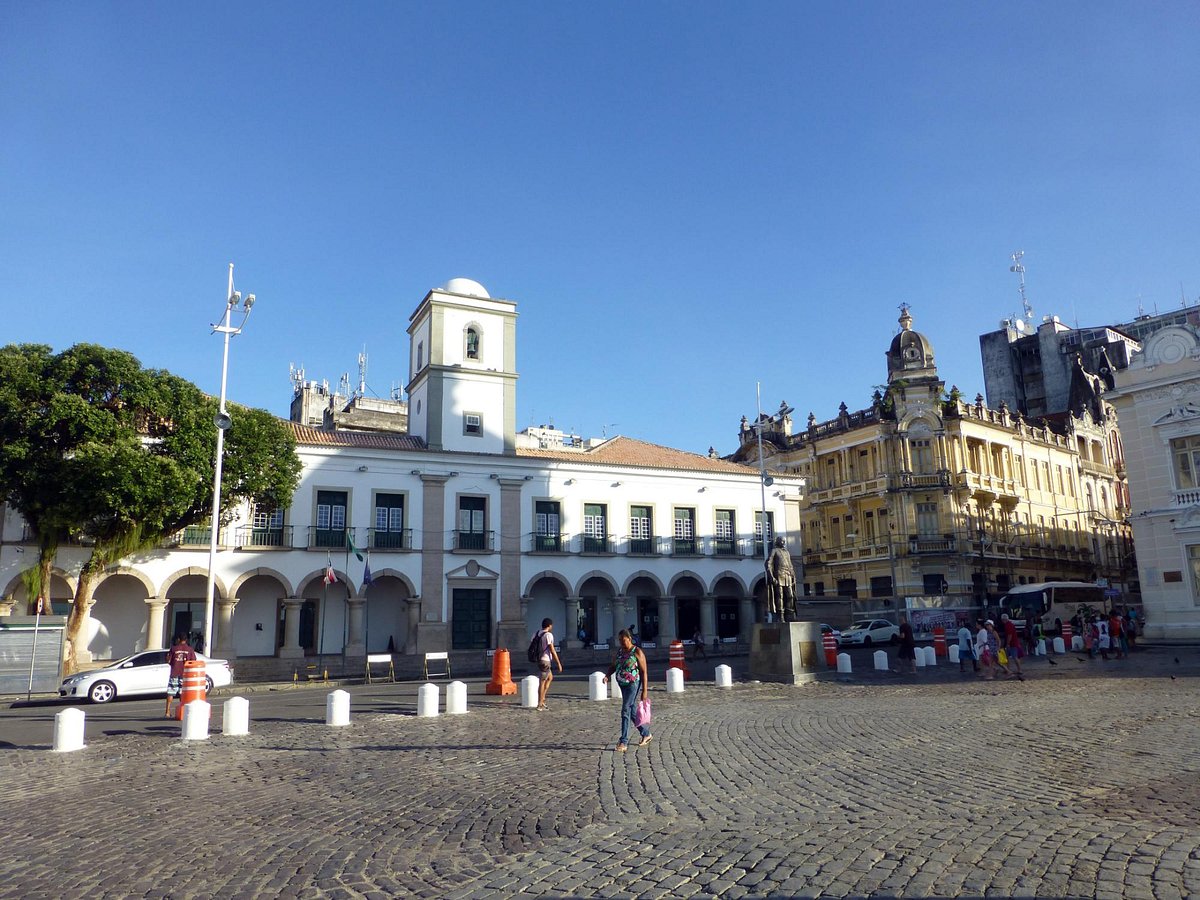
[1,647,1198,899]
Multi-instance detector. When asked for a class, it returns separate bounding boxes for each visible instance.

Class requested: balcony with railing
[909,536,957,554]
[1174,488,1200,506]
[892,470,954,491]
[235,525,294,549]
[627,534,667,556]
[162,525,215,549]
[307,526,358,550]
[809,474,889,504]
[529,532,568,553]
[580,533,614,554]
[369,528,413,551]
[1079,458,1116,478]
[455,530,495,552]
[672,535,700,556]
[713,536,746,557]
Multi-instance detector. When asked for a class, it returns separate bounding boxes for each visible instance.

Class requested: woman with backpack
[603,628,651,752]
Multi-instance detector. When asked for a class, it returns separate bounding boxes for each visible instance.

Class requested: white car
[839,619,900,647]
[58,650,233,704]
[819,623,842,643]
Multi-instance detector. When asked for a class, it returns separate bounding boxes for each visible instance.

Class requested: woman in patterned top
[603,629,651,752]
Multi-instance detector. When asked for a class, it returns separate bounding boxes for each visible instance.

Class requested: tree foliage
[0,343,302,669]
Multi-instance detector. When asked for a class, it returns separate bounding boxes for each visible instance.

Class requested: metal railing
[235,526,294,549]
[369,528,413,551]
[672,536,700,556]
[455,530,494,552]
[164,525,215,548]
[580,534,614,554]
[530,532,568,553]
[307,526,359,550]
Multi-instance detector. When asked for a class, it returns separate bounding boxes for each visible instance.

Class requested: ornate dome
[439,278,490,299]
[886,304,937,382]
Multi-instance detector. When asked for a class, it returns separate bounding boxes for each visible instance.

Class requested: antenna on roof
[1009,250,1033,328]
[289,363,306,392]
[357,347,367,397]
[602,423,618,438]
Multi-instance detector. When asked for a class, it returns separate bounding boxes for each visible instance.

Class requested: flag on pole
[362,554,373,588]
[346,531,364,562]
[324,556,337,585]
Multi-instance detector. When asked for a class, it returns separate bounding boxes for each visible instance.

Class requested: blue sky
[3,3,1198,454]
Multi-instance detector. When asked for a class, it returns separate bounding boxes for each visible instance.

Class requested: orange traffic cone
[485,648,518,695]
[668,639,691,680]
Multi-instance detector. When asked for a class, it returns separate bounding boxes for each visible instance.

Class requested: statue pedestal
[748,622,827,684]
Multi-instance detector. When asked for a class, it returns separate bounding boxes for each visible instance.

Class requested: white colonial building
[1108,324,1200,639]
[0,278,801,670]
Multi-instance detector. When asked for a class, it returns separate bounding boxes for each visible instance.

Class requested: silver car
[838,619,900,647]
[58,650,233,704]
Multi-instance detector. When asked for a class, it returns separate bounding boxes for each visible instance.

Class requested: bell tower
[405,278,518,453]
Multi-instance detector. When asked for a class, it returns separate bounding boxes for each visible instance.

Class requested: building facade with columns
[0,278,801,667]
[731,306,1135,620]
[1107,324,1200,639]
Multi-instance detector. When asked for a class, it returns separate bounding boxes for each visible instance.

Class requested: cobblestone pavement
[2,649,1199,899]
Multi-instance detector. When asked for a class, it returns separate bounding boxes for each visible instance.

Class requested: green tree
[0,343,301,672]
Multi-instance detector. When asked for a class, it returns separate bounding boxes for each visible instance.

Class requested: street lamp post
[202,264,255,655]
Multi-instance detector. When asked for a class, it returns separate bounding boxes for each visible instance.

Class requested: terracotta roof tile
[517,436,760,475]
[290,422,426,451]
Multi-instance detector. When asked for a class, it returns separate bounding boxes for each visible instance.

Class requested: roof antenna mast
[1010,250,1034,327]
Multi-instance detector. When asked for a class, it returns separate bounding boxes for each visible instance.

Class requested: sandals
[638,735,653,747]
[615,743,627,752]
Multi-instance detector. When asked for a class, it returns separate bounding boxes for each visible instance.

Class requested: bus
[998,582,1107,635]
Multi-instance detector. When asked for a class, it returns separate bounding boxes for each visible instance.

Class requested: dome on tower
[886,304,937,382]
[439,278,490,299]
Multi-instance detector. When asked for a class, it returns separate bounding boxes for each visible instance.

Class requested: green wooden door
[452,589,491,650]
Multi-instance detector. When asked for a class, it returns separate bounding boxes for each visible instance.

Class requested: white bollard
[1071,636,1084,652]
[521,674,540,708]
[924,646,937,667]
[326,689,350,727]
[52,707,86,753]
[181,700,211,741]
[417,682,441,717]
[666,667,685,693]
[1053,637,1066,655]
[914,648,926,668]
[949,645,960,664]
[836,652,852,674]
[589,671,608,701]
[715,664,733,688]
[446,681,467,715]
[874,649,889,671]
[1037,639,1046,656]
[223,696,249,736]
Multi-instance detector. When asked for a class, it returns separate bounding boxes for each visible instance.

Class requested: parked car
[819,624,842,643]
[839,619,900,647]
[58,650,233,704]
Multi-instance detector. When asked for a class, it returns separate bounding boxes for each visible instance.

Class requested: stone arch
[3,565,78,603]
[364,568,417,598]
[709,570,749,596]
[667,570,705,596]
[102,565,156,598]
[160,566,229,601]
[524,569,572,597]
[621,570,666,596]
[898,413,944,434]
[230,567,294,599]
[574,569,619,597]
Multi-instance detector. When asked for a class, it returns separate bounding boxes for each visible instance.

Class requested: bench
[365,653,395,684]
[423,651,451,680]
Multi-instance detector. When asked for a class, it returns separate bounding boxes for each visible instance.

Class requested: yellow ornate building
[734,306,1135,617]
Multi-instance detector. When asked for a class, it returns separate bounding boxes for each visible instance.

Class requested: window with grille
[673,508,696,553]
[464,412,483,436]
[714,509,735,554]
[316,492,346,530]
[535,501,561,551]
[253,504,284,530]
[630,505,652,553]
[1174,437,1200,489]
[373,493,405,549]
[583,503,607,552]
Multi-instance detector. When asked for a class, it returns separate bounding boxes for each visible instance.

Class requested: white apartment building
[1108,324,1200,639]
[0,279,801,667]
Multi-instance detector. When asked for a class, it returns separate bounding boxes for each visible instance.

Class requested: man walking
[165,633,196,718]
[534,618,562,711]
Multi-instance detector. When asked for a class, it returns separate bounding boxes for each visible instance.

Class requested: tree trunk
[63,555,104,676]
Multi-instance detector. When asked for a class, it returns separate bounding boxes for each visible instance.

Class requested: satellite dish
[762,475,775,487]
[214,412,233,431]
[1015,318,1025,333]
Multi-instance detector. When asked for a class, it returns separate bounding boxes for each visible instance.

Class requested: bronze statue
[765,536,797,620]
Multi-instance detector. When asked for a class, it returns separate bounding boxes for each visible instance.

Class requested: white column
[344,598,366,657]
[214,597,238,660]
[145,598,168,650]
[279,598,304,659]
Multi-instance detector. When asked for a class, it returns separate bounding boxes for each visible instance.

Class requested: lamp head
[229,290,241,307]
[243,293,255,310]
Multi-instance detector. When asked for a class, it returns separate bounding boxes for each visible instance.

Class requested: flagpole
[319,554,329,672]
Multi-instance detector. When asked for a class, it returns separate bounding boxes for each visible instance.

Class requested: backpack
[527,631,544,664]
